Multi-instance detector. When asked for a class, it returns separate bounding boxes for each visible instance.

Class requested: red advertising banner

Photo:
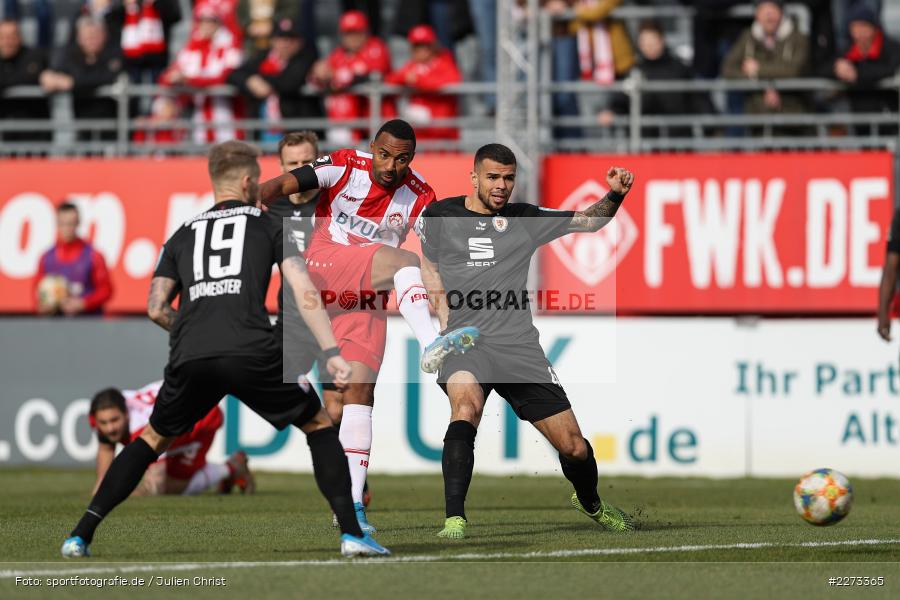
[540,152,895,313]
[1,152,893,314]
[0,155,472,314]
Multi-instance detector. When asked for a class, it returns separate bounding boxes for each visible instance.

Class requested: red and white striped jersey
[87,380,162,443]
[309,149,436,247]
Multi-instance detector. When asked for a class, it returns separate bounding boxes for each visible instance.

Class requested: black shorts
[437,340,570,423]
[149,353,322,438]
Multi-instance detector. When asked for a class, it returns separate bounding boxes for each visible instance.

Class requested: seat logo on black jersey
[467,237,497,266]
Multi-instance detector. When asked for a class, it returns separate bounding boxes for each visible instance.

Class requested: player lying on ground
[418,144,636,539]
[267,130,372,512]
[259,119,477,533]
[62,141,389,559]
[89,382,253,497]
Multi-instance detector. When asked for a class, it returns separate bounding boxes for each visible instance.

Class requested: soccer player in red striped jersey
[260,119,478,532]
[88,382,253,497]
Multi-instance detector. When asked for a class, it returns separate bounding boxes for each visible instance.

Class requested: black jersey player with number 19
[61,141,390,559]
[418,143,636,539]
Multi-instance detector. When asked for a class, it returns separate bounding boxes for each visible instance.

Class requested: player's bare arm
[92,441,115,495]
[877,251,899,341]
[147,276,179,331]
[421,254,449,331]
[568,167,635,233]
[280,255,352,387]
[260,164,324,207]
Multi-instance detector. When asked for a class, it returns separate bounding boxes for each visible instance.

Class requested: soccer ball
[36,274,69,311]
[793,468,853,526]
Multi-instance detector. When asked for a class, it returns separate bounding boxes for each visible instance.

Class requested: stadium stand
[0,0,899,155]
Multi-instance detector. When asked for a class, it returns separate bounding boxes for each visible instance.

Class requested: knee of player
[453,400,482,423]
[394,248,420,270]
[559,435,587,461]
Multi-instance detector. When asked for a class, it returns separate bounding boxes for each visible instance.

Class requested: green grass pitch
[2,468,900,599]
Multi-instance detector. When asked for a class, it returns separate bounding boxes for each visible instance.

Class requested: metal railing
[2,74,899,156]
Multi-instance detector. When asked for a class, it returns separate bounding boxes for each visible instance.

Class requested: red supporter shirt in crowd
[162,24,243,143]
[324,36,395,126]
[386,49,461,140]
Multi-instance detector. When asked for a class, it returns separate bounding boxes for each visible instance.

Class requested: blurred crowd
[1,0,899,145]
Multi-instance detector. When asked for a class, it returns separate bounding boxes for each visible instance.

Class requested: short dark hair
[374,119,416,150]
[207,140,261,184]
[278,131,320,163]
[57,201,79,215]
[90,388,126,417]
[638,19,663,37]
[474,143,517,168]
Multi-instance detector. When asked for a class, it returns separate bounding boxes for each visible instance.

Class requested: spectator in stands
[199,0,241,37]
[40,16,124,142]
[342,0,381,37]
[539,0,634,139]
[132,94,185,145]
[833,0,882,54]
[570,0,635,81]
[160,2,243,144]
[0,18,50,142]
[830,4,900,133]
[33,202,113,316]
[311,10,392,145]
[599,20,712,138]
[385,24,462,141]
[228,17,322,141]
[108,0,182,90]
[237,0,294,53]
[721,0,810,129]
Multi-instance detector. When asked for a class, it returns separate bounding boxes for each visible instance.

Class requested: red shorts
[305,241,388,374]
[161,405,223,480]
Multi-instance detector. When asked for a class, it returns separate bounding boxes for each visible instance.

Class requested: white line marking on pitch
[2,538,899,578]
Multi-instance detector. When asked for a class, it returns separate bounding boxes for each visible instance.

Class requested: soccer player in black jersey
[61,141,390,558]
[418,143,636,539]
[267,132,336,393]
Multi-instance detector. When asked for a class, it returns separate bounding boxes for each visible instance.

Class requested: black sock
[306,427,363,538]
[442,420,477,520]
[559,438,601,513]
[71,437,159,544]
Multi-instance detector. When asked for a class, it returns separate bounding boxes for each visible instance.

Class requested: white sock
[394,265,439,350]
[339,404,373,505]
[182,463,231,495]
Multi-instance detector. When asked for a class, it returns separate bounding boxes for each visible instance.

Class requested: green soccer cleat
[571,493,635,532]
[436,516,467,539]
